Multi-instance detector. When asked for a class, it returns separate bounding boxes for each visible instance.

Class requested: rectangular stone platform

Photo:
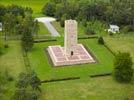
[47,44,95,66]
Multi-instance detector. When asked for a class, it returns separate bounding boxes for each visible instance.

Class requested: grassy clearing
[104,34,134,61]
[28,38,114,80]
[0,40,25,78]
[0,0,49,17]
[40,76,134,100]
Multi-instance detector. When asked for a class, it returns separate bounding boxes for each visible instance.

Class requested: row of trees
[43,0,134,29]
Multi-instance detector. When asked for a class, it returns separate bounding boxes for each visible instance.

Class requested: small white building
[108,25,119,34]
[0,22,2,31]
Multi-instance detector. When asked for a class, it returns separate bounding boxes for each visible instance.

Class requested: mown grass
[104,34,134,62]
[27,38,114,80]
[40,76,134,100]
[0,40,25,100]
[0,40,25,78]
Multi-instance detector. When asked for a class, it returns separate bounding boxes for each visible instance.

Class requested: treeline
[0,5,39,51]
[0,4,33,22]
[42,0,134,28]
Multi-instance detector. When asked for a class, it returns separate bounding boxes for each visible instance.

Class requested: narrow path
[35,17,60,37]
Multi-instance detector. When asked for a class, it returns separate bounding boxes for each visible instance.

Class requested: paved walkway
[35,17,60,37]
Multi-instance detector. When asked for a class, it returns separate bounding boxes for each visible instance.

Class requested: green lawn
[28,38,114,80]
[0,40,25,100]
[104,34,134,61]
[0,0,49,17]
[0,41,25,78]
[40,76,134,100]
[0,38,133,100]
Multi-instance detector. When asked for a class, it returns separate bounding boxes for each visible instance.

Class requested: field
[105,34,134,62]
[0,41,25,100]
[40,76,134,100]
[28,38,114,80]
[0,0,134,100]
[0,41,25,77]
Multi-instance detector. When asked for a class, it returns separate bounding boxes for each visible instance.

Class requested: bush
[113,52,133,83]
[98,36,104,45]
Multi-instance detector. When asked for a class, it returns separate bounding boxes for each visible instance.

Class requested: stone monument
[64,20,77,56]
[47,20,95,66]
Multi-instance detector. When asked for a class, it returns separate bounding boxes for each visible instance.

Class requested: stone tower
[64,20,78,56]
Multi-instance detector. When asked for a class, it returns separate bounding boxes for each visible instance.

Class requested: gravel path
[35,17,60,37]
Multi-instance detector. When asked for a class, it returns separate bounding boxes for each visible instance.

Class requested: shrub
[113,52,133,83]
[98,36,104,45]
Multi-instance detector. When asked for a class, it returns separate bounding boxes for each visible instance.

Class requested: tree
[42,2,56,16]
[6,5,25,17]
[16,72,41,92]
[55,4,65,21]
[21,14,34,52]
[98,36,104,45]
[12,71,41,100]
[3,13,16,41]
[60,14,67,27]
[65,2,79,19]
[113,52,133,83]
[0,5,6,22]
[21,30,34,52]
[29,71,41,92]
